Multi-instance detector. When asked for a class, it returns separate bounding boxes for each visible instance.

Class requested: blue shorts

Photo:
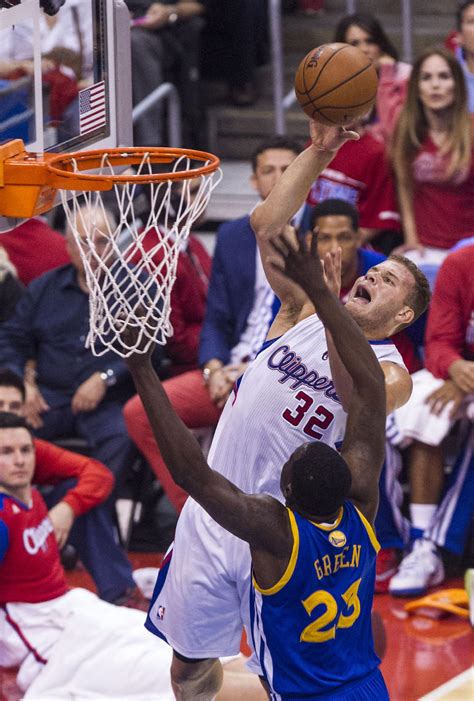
[314,669,389,701]
[272,669,389,701]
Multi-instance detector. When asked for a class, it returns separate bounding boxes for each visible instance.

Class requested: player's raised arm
[250,121,358,311]
[123,338,291,558]
[269,234,386,524]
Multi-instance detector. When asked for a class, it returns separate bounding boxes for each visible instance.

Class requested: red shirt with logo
[306,132,400,231]
[412,138,474,249]
[0,489,68,604]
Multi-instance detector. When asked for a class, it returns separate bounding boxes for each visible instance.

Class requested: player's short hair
[0,368,25,401]
[0,411,31,434]
[289,442,352,516]
[251,136,303,172]
[457,1,474,29]
[388,254,431,328]
[309,198,359,233]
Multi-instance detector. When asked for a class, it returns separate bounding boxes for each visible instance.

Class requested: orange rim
[45,146,221,189]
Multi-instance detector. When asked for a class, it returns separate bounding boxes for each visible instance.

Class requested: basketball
[294,43,378,126]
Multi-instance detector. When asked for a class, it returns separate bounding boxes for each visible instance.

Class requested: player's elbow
[250,202,273,240]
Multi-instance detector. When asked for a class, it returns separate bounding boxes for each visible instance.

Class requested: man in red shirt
[0,368,147,609]
[389,243,474,596]
[0,411,265,698]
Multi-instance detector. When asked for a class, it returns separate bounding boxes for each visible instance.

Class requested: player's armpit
[266,301,303,340]
[381,361,412,413]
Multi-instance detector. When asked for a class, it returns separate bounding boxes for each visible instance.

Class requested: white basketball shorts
[146,498,252,659]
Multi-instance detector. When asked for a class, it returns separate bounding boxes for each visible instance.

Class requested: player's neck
[1,483,32,505]
[294,504,341,524]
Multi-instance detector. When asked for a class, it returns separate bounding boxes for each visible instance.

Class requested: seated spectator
[0,368,147,608]
[0,207,135,496]
[455,1,474,112]
[0,0,93,139]
[304,199,386,299]
[124,135,302,512]
[0,247,24,322]
[0,217,69,286]
[201,0,268,106]
[126,0,206,147]
[333,13,412,143]
[0,412,265,700]
[391,47,474,263]
[388,244,474,596]
[299,119,401,253]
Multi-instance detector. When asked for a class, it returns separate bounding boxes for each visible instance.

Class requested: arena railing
[269,0,413,134]
[132,81,182,148]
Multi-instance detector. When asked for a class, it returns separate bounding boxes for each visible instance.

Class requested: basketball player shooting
[124,232,389,700]
[119,120,430,701]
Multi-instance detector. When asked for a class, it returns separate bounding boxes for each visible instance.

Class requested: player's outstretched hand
[268,229,329,301]
[117,310,156,368]
[309,118,359,153]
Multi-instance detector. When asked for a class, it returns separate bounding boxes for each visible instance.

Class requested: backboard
[0,0,133,228]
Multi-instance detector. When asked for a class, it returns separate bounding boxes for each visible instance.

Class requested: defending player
[132,121,431,697]
[125,232,388,700]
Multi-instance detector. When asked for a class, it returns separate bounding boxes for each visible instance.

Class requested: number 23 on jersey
[301,578,362,643]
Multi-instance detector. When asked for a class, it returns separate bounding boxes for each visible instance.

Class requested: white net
[60,151,222,357]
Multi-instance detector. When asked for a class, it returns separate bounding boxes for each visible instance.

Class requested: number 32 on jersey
[282,390,334,440]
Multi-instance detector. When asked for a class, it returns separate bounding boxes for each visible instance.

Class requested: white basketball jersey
[208,313,405,502]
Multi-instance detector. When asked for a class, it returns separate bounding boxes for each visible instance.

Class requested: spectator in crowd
[385,244,474,596]
[0,0,92,80]
[126,0,206,147]
[333,13,412,143]
[0,207,135,506]
[0,0,93,139]
[201,0,268,106]
[299,117,401,254]
[0,368,147,608]
[0,217,69,286]
[124,135,302,512]
[0,247,24,323]
[306,199,386,300]
[0,412,265,700]
[391,47,474,263]
[456,1,474,112]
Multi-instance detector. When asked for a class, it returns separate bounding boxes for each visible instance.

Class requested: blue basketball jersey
[250,501,382,700]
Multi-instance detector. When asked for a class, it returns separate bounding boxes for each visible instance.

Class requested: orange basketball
[294,43,378,126]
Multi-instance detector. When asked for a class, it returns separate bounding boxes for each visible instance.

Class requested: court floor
[1,552,472,701]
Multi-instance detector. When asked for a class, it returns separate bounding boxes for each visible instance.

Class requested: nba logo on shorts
[158,605,166,620]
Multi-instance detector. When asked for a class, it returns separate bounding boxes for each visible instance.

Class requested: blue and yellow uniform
[250,501,389,700]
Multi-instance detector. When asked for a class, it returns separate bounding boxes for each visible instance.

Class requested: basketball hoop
[0,141,222,357]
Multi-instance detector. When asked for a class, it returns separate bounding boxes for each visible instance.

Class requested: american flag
[79,81,106,136]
